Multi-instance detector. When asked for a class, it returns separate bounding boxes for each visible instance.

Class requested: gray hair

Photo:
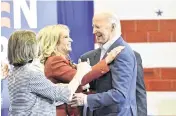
[94,12,121,33]
[8,30,38,66]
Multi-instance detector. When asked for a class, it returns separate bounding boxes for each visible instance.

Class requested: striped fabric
[8,61,71,116]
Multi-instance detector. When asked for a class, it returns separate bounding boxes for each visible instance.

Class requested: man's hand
[68,93,87,107]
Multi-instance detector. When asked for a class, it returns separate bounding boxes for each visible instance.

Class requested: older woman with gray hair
[7,30,91,116]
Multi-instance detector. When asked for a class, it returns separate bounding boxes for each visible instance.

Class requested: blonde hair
[37,24,69,64]
[8,30,37,66]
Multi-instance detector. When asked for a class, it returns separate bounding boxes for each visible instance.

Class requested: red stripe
[120,20,176,43]
[144,68,176,91]
[94,20,176,43]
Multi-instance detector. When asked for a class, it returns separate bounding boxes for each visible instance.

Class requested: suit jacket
[81,36,137,116]
[44,56,110,116]
[81,49,147,116]
[134,51,147,116]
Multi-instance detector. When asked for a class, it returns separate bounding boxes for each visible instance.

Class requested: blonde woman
[37,24,124,116]
[7,30,91,116]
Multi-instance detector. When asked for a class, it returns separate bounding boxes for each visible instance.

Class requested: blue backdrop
[1,1,94,116]
[57,1,94,63]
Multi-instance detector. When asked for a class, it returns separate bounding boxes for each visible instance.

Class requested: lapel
[92,48,101,65]
[102,36,123,59]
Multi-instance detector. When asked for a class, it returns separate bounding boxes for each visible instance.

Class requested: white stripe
[95,43,176,68]
[129,42,176,68]
[94,0,176,20]
[147,92,176,115]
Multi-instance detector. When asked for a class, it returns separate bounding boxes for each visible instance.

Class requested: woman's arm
[81,46,125,85]
[46,56,77,83]
[47,46,124,85]
[29,62,91,103]
[29,70,71,103]
[46,56,110,84]
[81,59,109,85]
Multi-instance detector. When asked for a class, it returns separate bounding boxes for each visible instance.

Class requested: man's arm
[87,49,136,111]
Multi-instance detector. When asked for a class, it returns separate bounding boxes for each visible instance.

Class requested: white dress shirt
[100,35,120,60]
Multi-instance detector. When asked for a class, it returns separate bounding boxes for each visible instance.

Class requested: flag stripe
[95,43,176,68]
[121,20,176,32]
[147,92,176,115]
[130,43,176,68]
[94,0,176,20]
[144,68,176,80]
[121,20,176,43]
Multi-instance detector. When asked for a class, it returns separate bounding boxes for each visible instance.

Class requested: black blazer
[134,51,147,116]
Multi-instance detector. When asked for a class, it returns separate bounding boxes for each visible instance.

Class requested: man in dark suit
[79,50,147,116]
[134,51,147,116]
[70,12,137,116]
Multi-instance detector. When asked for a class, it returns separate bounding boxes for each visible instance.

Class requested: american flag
[94,0,176,115]
[94,0,176,91]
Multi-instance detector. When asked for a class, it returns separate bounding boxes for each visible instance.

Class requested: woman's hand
[105,46,125,64]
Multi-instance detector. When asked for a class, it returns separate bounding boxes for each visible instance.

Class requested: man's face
[93,16,112,45]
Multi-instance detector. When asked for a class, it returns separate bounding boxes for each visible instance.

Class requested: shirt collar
[101,34,120,51]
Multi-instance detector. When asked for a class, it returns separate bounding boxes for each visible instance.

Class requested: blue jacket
[86,36,137,116]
